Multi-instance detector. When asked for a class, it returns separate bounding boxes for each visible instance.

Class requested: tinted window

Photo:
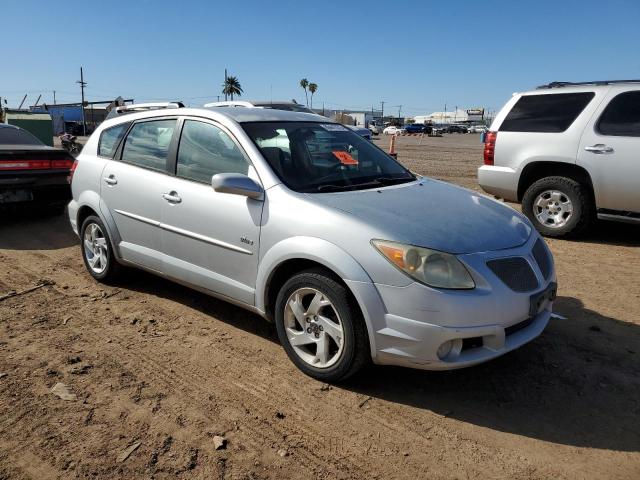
[243,122,414,193]
[98,123,129,157]
[176,120,248,183]
[597,91,640,137]
[0,127,43,146]
[121,119,176,172]
[500,92,595,133]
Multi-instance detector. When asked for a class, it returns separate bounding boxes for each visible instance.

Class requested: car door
[578,87,640,213]
[100,118,178,272]
[161,118,263,305]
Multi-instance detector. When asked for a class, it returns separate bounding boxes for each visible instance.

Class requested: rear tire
[522,176,594,238]
[275,268,369,382]
[80,215,122,283]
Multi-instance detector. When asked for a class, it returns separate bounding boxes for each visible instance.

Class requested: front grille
[532,238,552,280]
[486,257,538,292]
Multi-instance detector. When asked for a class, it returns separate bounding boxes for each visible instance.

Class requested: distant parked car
[479,79,640,237]
[368,123,381,135]
[445,124,468,134]
[383,126,406,135]
[467,125,488,134]
[0,124,74,213]
[404,124,426,134]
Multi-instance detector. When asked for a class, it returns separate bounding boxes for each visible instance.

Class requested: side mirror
[211,173,264,200]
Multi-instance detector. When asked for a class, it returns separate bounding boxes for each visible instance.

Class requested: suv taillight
[68,158,79,184]
[483,131,497,165]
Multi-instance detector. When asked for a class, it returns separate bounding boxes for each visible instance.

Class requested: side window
[176,120,248,183]
[98,123,129,157]
[597,91,640,137]
[500,92,595,133]
[121,119,176,172]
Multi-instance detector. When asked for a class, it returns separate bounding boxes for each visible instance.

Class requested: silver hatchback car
[68,104,557,381]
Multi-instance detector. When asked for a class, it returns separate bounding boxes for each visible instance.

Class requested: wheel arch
[75,191,122,258]
[517,161,595,202]
[256,237,380,358]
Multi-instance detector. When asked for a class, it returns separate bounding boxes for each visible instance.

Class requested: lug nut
[314,332,319,338]
[306,328,312,334]
[319,325,323,331]
[314,316,318,320]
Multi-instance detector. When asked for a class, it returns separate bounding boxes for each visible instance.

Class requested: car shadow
[0,211,78,250]
[343,295,640,452]
[574,220,640,247]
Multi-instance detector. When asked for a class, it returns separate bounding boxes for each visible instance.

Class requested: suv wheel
[275,269,369,382]
[80,215,121,282]
[522,176,593,237]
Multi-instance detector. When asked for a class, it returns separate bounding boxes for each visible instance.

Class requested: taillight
[0,158,75,170]
[52,159,75,169]
[483,131,497,165]
[68,158,79,184]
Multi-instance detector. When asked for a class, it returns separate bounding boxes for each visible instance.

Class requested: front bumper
[348,233,556,371]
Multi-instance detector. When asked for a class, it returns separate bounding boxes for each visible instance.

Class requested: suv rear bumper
[478,165,518,202]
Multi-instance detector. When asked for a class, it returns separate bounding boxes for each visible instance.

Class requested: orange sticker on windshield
[332,150,358,165]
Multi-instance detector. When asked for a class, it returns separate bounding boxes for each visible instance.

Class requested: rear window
[500,92,595,133]
[98,123,130,157]
[0,127,44,146]
[597,91,640,137]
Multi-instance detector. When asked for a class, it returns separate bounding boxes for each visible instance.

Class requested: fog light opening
[437,339,463,360]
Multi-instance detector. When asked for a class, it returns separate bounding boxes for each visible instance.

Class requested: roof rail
[537,80,640,89]
[204,101,262,108]
[114,102,184,113]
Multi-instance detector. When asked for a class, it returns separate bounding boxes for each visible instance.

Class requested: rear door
[577,86,640,213]
[100,118,178,271]
[160,118,263,305]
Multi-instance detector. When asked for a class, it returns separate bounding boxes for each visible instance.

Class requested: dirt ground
[1,134,639,479]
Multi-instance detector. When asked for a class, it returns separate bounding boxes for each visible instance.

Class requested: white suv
[478,80,640,237]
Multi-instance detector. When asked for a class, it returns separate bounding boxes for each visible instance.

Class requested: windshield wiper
[315,180,383,192]
[374,175,416,186]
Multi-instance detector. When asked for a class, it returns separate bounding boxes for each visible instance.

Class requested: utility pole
[380,101,385,125]
[53,90,57,105]
[224,69,228,101]
[77,67,87,136]
[397,105,402,121]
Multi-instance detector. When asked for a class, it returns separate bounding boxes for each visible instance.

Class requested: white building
[413,109,468,125]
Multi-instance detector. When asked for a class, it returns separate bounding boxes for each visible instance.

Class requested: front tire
[80,215,121,282]
[275,269,369,382]
[522,176,594,238]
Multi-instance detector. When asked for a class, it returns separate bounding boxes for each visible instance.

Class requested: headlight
[372,240,475,289]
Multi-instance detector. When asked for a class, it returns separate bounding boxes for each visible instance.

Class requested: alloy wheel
[83,223,108,274]
[283,288,344,368]
[533,190,573,229]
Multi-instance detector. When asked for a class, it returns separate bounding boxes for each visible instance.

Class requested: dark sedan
[403,124,426,134]
[0,124,74,213]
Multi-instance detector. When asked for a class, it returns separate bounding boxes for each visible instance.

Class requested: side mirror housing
[211,173,264,200]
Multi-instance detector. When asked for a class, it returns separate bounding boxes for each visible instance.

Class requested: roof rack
[114,102,184,114]
[537,80,640,89]
[204,101,262,108]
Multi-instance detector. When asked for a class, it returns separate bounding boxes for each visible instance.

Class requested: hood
[311,179,532,254]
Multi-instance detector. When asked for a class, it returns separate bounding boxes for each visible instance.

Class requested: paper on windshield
[332,150,358,165]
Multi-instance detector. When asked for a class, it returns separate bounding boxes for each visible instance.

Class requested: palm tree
[308,83,318,109]
[222,76,243,100]
[299,78,309,106]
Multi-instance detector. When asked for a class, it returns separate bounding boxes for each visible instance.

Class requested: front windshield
[242,121,415,193]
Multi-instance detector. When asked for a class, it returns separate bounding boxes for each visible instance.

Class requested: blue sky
[2,0,638,116]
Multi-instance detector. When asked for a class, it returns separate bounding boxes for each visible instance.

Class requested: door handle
[584,144,614,154]
[162,192,182,203]
[103,175,117,185]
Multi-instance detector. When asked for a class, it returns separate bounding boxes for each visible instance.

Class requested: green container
[5,111,54,146]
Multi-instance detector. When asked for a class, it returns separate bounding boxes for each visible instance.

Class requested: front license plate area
[0,189,33,204]
[529,282,557,318]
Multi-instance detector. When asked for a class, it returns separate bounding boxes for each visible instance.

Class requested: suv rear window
[597,91,640,137]
[500,92,595,133]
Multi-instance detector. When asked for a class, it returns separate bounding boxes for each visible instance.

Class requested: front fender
[256,236,385,360]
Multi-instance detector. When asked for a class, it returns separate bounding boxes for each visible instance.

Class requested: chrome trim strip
[597,213,640,225]
[114,209,160,227]
[113,209,252,255]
